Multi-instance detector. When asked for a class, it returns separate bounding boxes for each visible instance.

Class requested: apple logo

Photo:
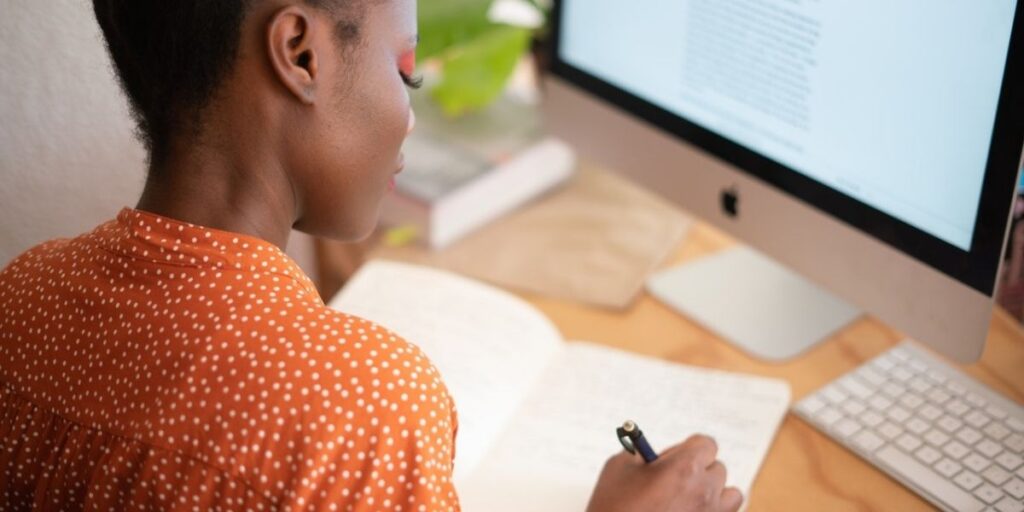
[721,187,739,218]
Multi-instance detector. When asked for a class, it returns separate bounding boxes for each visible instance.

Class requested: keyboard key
[977,439,1004,458]
[1008,417,1024,433]
[947,399,971,416]
[901,432,925,452]
[815,407,843,427]
[879,422,904,440]
[906,418,930,435]
[984,422,1011,442]
[908,359,928,373]
[1005,434,1024,454]
[946,380,967,396]
[834,418,861,439]
[958,427,984,446]
[899,393,925,410]
[797,395,826,415]
[956,470,984,491]
[1018,465,1024,479]
[966,410,992,429]
[965,452,992,473]
[987,405,1009,420]
[926,369,947,384]
[939,415,965,434]
[859,366,886,386]
[928,388,953,405]
[841,400,866,417]
[887,406,911,423]
[893,367,913,382]
[944,440,971,460]
[882,382,905,399]
[919,404,943,421]
[915,445,942,465]
[873,356,896,371]
[1005,477,1024,499]
[909,376,932,393]
[860,410,884,428]
[996,452,1023,472]
[853,430,885,453]
[924,429,949,447]
[822,386,848,404]
[870,395,894,410]
[877,446,984,511]
[839,376,872,399]
[995,496,1023,512]
[934,457,962,478]
[983,464,1012,485]
[974,483,1003,505]
[965,392,988,408]
[890,348,910,362]
[897,433,923,453]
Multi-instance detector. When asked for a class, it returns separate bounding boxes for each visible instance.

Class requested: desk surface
[514,220,1024,512]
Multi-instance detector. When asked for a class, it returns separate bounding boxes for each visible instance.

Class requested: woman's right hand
[585,434,743,512]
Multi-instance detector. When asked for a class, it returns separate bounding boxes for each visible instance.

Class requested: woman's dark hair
[92,1,359,165]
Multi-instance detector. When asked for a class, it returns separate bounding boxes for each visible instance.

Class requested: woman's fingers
[706,460,728,488]
[720,486,744,512]
[678,434,719,470]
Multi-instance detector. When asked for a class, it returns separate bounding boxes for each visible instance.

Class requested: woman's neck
[136,140,297,250]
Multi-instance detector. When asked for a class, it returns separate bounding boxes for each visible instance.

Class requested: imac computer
[543,1,1024,363]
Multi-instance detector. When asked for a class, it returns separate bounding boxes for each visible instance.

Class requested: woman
[0,1,743,510]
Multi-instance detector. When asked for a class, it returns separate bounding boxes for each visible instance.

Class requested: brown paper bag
[371,162,691,309]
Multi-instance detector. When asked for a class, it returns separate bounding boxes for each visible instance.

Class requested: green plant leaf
[417,0,495,62]
[430,25,531,117]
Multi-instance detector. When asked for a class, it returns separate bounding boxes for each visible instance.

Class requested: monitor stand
[647,246,862,362]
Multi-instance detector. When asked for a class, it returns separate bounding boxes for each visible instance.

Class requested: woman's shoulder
[217,301,440,378]
[201,303,451,418]
[169,303,457,483]
[1,234,84,279]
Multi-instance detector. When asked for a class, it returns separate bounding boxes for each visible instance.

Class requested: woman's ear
[266,6,320,104]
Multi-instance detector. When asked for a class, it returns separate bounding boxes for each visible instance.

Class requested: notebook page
[328,260,564,481]
[459,342,791,511]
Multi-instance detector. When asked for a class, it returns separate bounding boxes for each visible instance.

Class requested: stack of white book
[381,92,576,249]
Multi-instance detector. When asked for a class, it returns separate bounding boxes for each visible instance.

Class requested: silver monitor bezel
[543,2,1024,361]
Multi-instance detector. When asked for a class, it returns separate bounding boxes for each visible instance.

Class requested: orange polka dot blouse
[0,208,460,511]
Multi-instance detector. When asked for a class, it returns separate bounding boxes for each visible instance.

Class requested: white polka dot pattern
[0,208,460,511]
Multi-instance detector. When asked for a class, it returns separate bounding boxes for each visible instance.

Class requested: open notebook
[329,260,790,511]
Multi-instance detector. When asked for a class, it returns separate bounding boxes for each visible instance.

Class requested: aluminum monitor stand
[647,246,862,361]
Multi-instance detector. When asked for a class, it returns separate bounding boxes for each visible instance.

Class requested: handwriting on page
[460,342,790,512]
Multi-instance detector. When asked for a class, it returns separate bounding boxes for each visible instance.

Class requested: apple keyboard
[793,342,1024,512]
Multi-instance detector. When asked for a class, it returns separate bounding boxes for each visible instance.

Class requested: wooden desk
[514,221,1024,512]
[316,216,1024,510]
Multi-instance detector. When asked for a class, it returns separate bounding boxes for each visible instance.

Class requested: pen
[617,420,659,463]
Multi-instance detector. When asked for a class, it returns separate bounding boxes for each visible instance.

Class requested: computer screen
[560,1,1016,252]
[553,1,1024,299]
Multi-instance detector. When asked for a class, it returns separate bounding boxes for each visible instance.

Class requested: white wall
[0,1,317,282]
[0,0,146,265]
